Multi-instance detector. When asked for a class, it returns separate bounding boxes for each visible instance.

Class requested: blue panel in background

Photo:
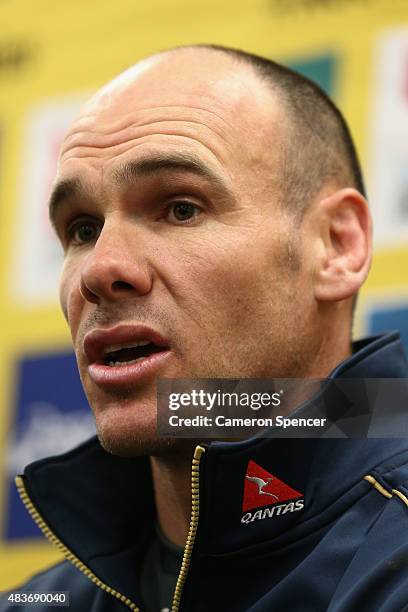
[4,351,95,541]
[288,53,337,96]
[367,304,408,356]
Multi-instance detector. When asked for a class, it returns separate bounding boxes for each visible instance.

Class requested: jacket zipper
[171,445,206,612]
[15,475,140,611]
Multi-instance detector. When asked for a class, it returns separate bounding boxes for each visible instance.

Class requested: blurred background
[1,0,408,589]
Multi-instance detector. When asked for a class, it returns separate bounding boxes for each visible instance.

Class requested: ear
[313,188,372,302]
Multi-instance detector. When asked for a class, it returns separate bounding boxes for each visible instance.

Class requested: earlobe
[313,188,372,303]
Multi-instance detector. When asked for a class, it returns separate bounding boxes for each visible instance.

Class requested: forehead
[82,50,277,128]
[57,50,285,195]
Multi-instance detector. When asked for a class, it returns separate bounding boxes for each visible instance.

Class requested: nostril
[112,280,134,292]
[80,279,99,304]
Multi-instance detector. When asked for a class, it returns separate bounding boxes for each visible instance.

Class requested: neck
[300,305,353,379]
[150,446,196,547]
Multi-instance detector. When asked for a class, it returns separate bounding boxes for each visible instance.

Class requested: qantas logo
[241,460,304,524]
[245,475,279,500]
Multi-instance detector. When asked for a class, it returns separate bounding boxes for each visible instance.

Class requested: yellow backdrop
[1,0,408,589]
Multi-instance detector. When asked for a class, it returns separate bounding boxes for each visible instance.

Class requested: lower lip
[87,350,172,389]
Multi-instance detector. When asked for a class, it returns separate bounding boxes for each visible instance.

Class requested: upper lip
[83,324,170,364]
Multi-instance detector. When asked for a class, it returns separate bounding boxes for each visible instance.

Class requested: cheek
[167,227,300,328]
[165,233,266,320]
[59,258,83,340]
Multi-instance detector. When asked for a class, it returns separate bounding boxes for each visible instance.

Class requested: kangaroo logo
[242,460,303,512]
[245,475,279,500]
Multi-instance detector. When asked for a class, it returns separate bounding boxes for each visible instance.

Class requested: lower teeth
[108,357,145,367]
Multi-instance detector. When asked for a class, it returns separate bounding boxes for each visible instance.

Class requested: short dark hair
[177,44,366,220]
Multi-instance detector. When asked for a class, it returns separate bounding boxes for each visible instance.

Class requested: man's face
[52,50,315,455]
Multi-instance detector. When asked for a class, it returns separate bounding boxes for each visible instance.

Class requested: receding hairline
[153,44,365,208]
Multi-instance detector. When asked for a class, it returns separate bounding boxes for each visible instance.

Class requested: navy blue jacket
[2,332,408,611]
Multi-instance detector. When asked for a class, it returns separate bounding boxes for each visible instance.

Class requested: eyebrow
[48,177,90,227]
[112,151,228,190]
[48,152,230,226]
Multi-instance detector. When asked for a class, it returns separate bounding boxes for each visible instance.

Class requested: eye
[67,218,101,246]
[166,201,202,224]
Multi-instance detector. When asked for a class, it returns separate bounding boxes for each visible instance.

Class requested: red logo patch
[242,460,303,512]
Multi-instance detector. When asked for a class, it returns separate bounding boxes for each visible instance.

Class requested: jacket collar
[20,332,408,601]
[199,332,408,555]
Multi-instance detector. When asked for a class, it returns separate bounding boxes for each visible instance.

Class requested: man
[2,45,408,611]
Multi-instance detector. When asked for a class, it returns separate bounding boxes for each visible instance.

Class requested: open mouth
[103,341,165,367]
[84,325,172,387]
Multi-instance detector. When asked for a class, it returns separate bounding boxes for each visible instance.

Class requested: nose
[80,221,153,305]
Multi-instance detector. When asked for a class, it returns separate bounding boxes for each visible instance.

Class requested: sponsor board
[368,29,408,247]
[10,96,87,305]
[4,350,94,540]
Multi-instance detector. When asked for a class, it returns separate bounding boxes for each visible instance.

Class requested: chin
[97,428,183,457]
[91,397,195,458]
